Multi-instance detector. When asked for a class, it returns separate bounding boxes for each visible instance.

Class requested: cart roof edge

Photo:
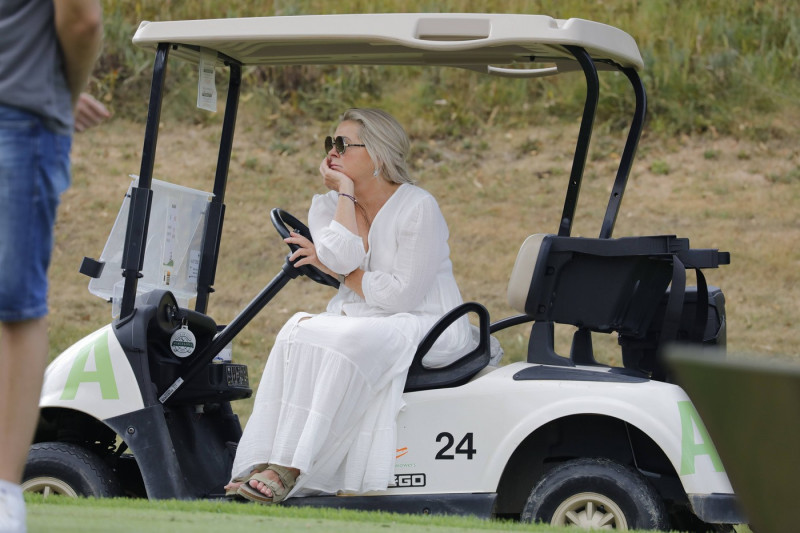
[131,13,643,70]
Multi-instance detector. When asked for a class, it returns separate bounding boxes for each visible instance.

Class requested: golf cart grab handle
[486,66,559,78]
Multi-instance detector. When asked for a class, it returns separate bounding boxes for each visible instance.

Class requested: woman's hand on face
[320,157,354,193]
[286,231,336,276]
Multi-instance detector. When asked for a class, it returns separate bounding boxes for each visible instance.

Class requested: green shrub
[96,0,800,139]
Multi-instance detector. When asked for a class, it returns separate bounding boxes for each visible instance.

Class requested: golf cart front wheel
[521,457,669,531]
[22,442,122,498]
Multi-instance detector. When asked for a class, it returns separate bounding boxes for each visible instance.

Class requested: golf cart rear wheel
[22,442,122,498]
[521,457,669,531]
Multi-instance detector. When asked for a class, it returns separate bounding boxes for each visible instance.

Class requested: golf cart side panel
[39,325,145,419]
[394,363,734,496]
[131,14,643,70]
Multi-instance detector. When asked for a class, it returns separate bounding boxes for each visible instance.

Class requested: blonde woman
[226,109,472,503]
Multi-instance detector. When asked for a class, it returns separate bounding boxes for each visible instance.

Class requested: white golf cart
[24,13,744,531]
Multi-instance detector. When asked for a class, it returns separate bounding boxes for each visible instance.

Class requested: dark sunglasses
[325,135,366,155]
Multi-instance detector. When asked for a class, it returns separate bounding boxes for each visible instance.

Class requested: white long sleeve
[309,204,366,275]
[361,194,448,312]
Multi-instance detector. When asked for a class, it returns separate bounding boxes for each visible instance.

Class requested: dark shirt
[0,0,73,134]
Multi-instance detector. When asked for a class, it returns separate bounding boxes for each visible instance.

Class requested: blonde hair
[340,108,414,185]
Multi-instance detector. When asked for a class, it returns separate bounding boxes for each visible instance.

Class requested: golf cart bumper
[688,493,746,525]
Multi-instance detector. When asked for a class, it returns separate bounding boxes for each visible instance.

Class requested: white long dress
[231,183,473,496]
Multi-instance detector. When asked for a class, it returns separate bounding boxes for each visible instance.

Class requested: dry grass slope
[50,104,800,418]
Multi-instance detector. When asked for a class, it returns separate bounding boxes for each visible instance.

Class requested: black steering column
[158,208,333,403]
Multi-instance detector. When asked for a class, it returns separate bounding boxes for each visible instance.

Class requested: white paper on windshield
[197,48,217,112]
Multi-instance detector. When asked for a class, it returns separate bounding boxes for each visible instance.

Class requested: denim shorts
[0,105,71,322]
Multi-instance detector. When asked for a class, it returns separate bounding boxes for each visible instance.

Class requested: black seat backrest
[508,234,676,335]
[507,234,729,376]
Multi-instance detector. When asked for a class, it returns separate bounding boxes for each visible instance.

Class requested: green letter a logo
[678,401,724,475]
[60,331,120,400]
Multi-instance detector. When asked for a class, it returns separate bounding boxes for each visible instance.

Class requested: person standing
[0,1,107,531]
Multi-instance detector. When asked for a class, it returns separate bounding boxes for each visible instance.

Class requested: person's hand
[74,93,110,132]
[319,157,354,193]
[285,231,335,276]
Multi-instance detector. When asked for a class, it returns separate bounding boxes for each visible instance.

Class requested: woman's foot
[223,479,244,494]
[236,464,299,504]
[246,465,300,498]
[224,463,268,496]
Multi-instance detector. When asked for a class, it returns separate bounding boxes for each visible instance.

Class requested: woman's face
[327,120,373,181]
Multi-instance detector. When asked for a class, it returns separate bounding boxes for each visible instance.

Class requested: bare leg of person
[0,318,48,483]
[0,318,49,531]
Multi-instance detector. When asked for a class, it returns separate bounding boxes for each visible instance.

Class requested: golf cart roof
[132,13,643,74]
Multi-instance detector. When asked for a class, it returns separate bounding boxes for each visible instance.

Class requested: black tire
[22,442,122,498]
[521,458,669,531]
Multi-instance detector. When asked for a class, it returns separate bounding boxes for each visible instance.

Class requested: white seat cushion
[507,234,550,313]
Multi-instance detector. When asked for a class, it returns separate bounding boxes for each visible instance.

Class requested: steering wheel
[270,208,340,288]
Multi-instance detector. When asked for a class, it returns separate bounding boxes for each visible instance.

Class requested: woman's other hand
[286,231,335,276]
[320,157,354,193]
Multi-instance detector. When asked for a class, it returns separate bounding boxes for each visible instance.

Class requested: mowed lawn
[26,495,556,533]
[25,495,756,533]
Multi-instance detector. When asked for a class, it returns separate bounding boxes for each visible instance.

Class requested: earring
[373,168,380,177]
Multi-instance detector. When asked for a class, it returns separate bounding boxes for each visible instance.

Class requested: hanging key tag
[170,319,196,358]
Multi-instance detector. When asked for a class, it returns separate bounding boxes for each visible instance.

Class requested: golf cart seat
[506,233,729,377]
[404,302,492,393]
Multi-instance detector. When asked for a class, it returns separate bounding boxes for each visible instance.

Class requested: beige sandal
[236,464,298,504]
[225,463,268,497]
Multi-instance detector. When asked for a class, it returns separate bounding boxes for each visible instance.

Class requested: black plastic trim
[688,493,746,525]
[513,365,648,383]
[599,67,646,239]
[196,62,241,313]
[104,405,192,500]
[281,492,497,518]
[120,42,169,319]
[558,46,599,237]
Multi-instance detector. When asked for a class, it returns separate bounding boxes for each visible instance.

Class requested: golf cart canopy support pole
[599,67,647,239]
[119,42,169,320]
[195,59,242,314]
[558,46,599,237]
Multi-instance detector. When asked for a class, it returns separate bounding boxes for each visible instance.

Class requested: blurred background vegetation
[50,1,800,394]
[93,0,800,139]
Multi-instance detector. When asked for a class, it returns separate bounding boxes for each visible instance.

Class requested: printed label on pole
[159,377,184,404]
[197,48,217,112]
[188,249,201,284]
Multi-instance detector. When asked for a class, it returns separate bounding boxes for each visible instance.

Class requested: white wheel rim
[20,477,79,498]
[551,491,629,530]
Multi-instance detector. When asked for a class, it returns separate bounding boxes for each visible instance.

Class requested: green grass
[25,495,757,533]
[94,0,800,139]
[25,495,560,533]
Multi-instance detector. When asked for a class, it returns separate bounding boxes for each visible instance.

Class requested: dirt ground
[49,115,800,380]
